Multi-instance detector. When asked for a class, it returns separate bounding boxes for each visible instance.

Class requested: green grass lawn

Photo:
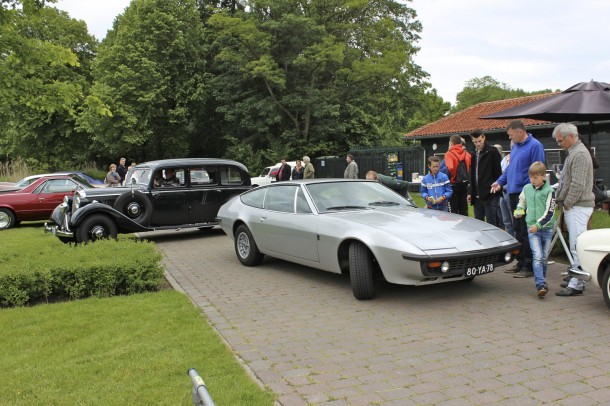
[0,290,275,405]
[0,224,275,405]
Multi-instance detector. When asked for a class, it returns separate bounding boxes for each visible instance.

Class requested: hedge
[0,231,164,307]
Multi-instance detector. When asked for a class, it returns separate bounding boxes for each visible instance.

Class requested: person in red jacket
[444,134,472,215]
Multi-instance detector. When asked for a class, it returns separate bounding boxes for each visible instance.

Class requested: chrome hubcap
[0,212,9,229]
[126,202,141,217]
[237,232,250,258]
[90,225,106,240]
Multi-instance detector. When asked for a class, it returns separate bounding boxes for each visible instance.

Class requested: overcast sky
[56,0,610,105]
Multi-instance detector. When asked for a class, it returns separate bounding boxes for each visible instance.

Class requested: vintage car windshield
[125,168,152,186]
[306,181,414,212]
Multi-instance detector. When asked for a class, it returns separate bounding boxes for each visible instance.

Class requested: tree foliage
[78,0,207,163]
[204,0,426,164]
[452,75,554,113]
[0,1,96,169]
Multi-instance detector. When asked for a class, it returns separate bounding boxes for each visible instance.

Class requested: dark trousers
[473,194,500,227]
[449,183,469,216]
[509,192,532,270]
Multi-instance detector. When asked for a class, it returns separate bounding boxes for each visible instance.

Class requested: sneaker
[513,270,534,278]
[537,285,548,297]
[560,281,584,291]
[504,265,521,273]
[555,287,583,296]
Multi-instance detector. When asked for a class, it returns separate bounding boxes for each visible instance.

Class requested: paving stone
[147,228,610,405]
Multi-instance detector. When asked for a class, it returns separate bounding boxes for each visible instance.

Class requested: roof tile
[404,93,557,138]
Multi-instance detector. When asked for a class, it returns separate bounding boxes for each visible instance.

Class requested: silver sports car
[217,179,520,300]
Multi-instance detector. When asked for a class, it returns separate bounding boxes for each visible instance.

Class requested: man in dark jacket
[275,158,292,182]
[467,129,503,226]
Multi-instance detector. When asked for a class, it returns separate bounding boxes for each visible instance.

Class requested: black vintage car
[45,158,251,243]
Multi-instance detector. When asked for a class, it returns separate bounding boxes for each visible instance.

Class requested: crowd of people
[106,121,596,299]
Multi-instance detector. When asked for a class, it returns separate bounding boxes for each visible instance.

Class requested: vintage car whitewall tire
[234,225,264,266]
[602,264,610,309]
[114,191,153,225]
[75,214,118,243]
[349,241,375,300]
[0,208,16,230]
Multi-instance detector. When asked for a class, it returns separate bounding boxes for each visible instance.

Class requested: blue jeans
[499,192,514,237]
[528,228,553,289]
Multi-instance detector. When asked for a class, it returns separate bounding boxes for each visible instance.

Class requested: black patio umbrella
[481,80,610,143]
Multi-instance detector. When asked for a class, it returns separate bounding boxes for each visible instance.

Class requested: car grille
[449,253,502,270]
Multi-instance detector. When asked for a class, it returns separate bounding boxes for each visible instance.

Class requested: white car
[250,161,296,187]
[573,228,610,309]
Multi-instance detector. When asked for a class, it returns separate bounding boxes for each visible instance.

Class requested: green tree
[405,87,450,133]
[0,1,96,169]
[452,75,553,113]
[78,0,207,162]
[205,0,425,159]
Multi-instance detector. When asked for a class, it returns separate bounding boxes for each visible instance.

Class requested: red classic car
[0,175,93,230]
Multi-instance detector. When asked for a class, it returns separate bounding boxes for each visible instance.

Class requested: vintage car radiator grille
[449,253,501,270]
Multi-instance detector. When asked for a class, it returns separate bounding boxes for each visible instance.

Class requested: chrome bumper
[44,222,74,238]
[568,266,591,282]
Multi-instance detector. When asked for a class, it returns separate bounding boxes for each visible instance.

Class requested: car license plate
[465,264,494,276]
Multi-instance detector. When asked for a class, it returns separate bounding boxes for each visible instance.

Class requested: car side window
[265,185,297,213]
[38,179,77,194]
[296,188,312,213]
[190,167,215,186]
[220,166,245,185]
[241,187,266,209]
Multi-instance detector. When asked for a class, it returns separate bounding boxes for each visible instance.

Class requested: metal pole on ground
[188,368,216,406]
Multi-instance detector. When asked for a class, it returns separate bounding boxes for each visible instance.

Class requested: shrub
[0,229,164,307]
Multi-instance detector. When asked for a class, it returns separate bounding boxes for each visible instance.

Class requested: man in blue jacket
[492,120,545,278]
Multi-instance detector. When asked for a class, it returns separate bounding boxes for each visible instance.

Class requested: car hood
[330,207,515,252]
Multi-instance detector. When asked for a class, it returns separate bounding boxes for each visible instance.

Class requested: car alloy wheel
[234,225,263,266]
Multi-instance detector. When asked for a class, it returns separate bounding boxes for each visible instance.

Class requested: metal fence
[313,146,426,180]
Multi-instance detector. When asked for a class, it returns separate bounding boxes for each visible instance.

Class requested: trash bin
[397,162,403,180]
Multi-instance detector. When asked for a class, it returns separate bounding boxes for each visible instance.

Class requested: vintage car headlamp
[72,192,83,211]
[504,252,513,263]
[441,261,450,273]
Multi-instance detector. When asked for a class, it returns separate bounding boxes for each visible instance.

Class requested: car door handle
[38,198,45,202]
[260,214,267,221]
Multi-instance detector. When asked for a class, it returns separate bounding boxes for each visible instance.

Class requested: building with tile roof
[400,94,609,188]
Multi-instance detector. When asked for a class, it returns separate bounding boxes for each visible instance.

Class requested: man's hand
[491,182,501,193]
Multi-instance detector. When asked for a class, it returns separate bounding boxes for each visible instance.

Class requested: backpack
[450,152,469,184]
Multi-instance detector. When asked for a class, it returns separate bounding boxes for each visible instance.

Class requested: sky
[55,0,610,105]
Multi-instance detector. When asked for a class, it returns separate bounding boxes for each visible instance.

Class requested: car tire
[349,241,375,300]
[602,264,610,310]
[75,214,118,243]
[114,191,153,225]
[234,225,263,266]
[0,208,16,230]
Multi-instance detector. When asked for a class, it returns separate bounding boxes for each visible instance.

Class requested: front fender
[71,202,150,232]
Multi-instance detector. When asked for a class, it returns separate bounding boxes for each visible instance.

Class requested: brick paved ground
[142,228,610,406]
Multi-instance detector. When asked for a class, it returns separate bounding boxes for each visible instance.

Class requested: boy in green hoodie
[514,162,556,297]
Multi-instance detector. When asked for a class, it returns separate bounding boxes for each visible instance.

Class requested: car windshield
[125,168,152,186]
[306,181,414,213]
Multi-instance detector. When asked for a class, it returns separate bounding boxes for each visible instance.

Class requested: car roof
[134,158,248,172]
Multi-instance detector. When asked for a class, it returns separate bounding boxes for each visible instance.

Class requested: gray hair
[552,123,579,140]
[302,156,310,163]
